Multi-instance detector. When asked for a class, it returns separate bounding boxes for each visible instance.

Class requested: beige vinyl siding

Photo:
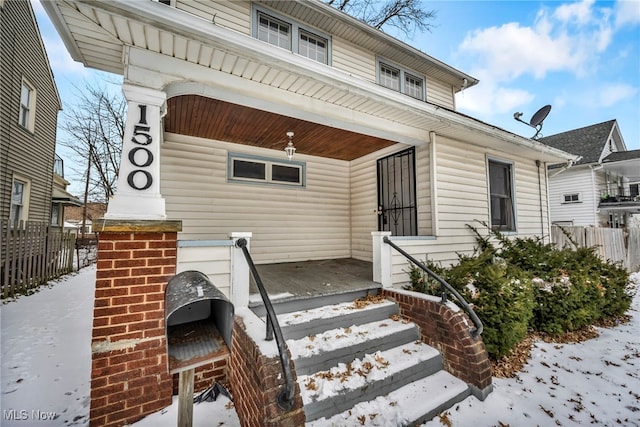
[425,77,455,110]
[350,145,400,262]
[349,143,431,262]
[0,0,59,223]
[386,136,553,275]
[549,167,598,226]
[177,244,232,298]
[175,0,251,35]
[332,38,376,81]
[162,133,351,264]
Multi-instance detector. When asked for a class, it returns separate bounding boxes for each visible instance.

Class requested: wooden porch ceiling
[164,95,398,161]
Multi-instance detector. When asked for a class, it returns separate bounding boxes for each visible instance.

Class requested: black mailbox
[165,271,234,374]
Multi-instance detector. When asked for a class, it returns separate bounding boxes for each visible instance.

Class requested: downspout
[536,160,544,240]
[590,164,604,226]
[429,131,439,236]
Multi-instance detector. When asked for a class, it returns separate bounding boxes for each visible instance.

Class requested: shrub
[405,224,632,359]
[406,249,534,359]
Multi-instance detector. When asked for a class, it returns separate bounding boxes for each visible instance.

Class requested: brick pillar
[90,219,181,427]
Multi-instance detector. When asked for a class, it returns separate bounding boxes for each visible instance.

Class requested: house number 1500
[127,105,154,191]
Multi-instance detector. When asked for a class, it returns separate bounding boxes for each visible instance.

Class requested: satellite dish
[530,105,551,128]
[513,104,552,139]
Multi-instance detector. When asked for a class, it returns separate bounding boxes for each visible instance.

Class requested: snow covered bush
[405,224,633,359]
[406,249,534,360]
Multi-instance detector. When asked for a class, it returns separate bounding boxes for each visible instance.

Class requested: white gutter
[53,0,577,162]
[549,157,580,178]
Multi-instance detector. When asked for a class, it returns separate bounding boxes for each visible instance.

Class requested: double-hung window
[229,153,305,187]
[488,159,516,232]
[254,7,330,65]
[378,60,425,101]
[257,12,291,49]
[10,179,27,227]
[20,78,36,132]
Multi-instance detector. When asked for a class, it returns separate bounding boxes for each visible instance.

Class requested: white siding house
[542,120,640,228]
[43,0,578,288]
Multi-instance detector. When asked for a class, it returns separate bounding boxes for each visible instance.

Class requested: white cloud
[456,77,535,117]
[458,0,616,84]
[597,82,638,106]
[615,0,640,27]
[453,0,628,121]
[554,0,597,25]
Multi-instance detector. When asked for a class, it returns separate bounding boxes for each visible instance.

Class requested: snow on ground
[1,268,638,426]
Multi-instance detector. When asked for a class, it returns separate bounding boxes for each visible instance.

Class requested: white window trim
[561,193,582,204]
[376,57,426,101]
[252,5,332,65]
[228,152,306,188]
[10,175,31,227]
[487,157,517,233]
[19,77,36,132]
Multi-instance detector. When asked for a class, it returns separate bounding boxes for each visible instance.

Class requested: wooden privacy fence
[1,220,76,298]
[551,226,640,272]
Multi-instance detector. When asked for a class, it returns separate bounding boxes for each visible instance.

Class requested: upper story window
[19,78,36,132]
[377,60,425,101]
[488,158,516,232]
[299,30,327,64]
[254,7,330,65]
[257,13,291,49]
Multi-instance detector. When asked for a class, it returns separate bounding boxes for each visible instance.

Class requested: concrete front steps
[251,289,471,426]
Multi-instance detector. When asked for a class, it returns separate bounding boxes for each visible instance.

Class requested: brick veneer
[381,289,493,398]
[229,317,305,427]
[90,220,181,427]
[171,359,228,395]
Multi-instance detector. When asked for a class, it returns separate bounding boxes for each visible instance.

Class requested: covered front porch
[251,257,377,299]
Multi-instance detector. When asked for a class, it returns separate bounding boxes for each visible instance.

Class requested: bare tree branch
[58,81,126,203]
[324,0,436,38]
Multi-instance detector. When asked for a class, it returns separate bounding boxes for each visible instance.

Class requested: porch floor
[251,258,377,298]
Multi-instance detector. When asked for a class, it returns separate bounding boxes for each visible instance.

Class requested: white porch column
[230,232,252,308]
[105,84,167,219]
[372,231,392,288]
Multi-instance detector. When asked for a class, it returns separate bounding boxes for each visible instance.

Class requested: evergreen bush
[405,224,632,359]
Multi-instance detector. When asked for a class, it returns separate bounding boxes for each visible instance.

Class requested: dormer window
[377,60,425,101]
[254,7,330,65]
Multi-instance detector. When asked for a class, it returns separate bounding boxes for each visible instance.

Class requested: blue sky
[34,0,639,184]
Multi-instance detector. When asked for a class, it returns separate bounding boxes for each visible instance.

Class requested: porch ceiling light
[284,131,296,160]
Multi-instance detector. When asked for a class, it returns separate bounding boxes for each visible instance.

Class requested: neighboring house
[540,120,640,228]
[65,202,107,234]
[0,0,63,227]
[52,154,83,228]
[1,0,82,296]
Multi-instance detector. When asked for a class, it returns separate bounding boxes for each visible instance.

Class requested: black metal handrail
[235,238,295,410]
[383,236,483,339]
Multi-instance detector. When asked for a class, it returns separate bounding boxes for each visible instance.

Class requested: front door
[377,147,417,236]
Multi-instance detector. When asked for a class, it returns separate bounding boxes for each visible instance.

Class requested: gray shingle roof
[539,120,616,166]
[602,149,640,163]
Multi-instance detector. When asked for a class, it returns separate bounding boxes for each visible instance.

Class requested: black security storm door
[377,147,417,236]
